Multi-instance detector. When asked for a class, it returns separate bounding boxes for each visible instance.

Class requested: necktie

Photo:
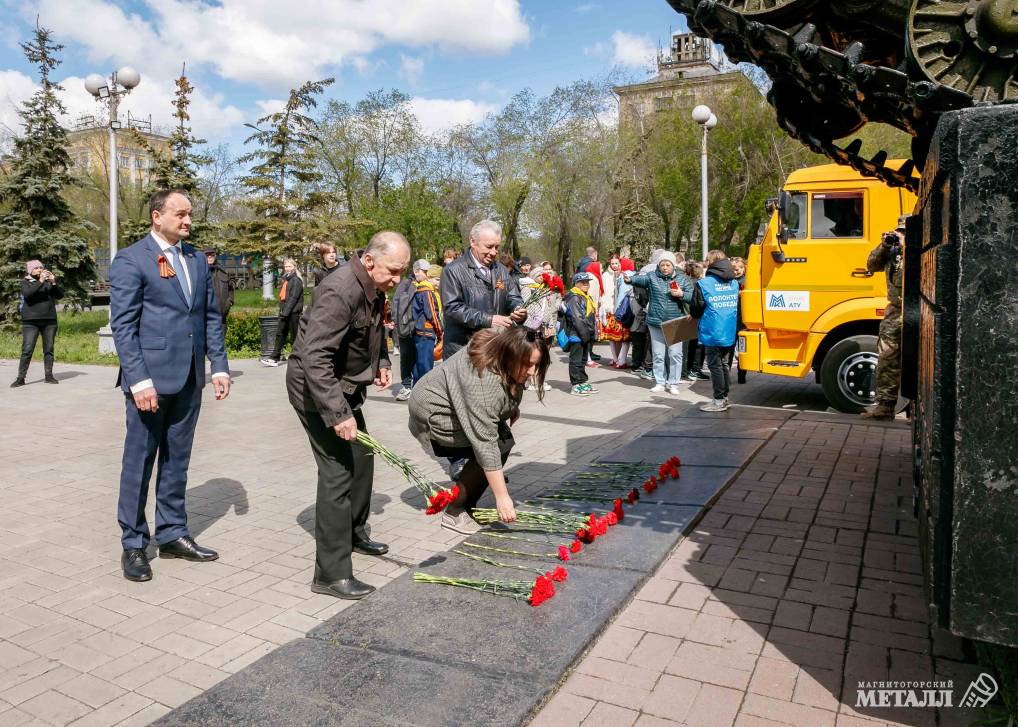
[167,246,192,307]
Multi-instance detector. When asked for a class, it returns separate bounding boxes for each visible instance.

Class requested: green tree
[362,179,460,262]
[122,64,213,244]
[235,78,334,294]
[0,24,95,323]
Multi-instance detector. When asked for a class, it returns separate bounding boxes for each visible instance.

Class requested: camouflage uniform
[867,235,903,406]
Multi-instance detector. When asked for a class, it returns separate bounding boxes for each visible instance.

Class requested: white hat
[413,259,431,272]
[657,251,677,267]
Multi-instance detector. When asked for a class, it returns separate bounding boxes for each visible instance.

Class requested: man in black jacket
[286,231,410,599]
[262,258,304,367]
[203,249,234,323]
[12,260,63,387]
[440,220,525,360]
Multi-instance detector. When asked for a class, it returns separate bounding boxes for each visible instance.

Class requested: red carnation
[570,539,583,553]
[549,566,568,582]
[528,574,556,606]
[576,527,595,544]
[670,456,682,467]
[606,511,618,526]
[626,488,639,504]
[611,499,624,522]
[594,517,608,537]
[424,485,459,515]
[643,481,655,494]
[558,545,570,562]
[669,466,680,480]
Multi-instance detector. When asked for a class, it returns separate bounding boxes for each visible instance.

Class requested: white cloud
[584,41,610,58]
[0,68,245,142]
[399,55,424,87]
[0,69,36,136]
[26,0,531,89]
[255,99,286,117]
[409,97,497,135]
[611,31,656,70]
[576,3,598,13]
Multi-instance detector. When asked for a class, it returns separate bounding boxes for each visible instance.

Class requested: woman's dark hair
[468,327,551,401]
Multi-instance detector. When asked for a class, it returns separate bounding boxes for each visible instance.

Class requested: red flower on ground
[642,480,656,494]
[611,498,624,523]
[529,574,556,606]
[626,488,639,505]
[594,517,608,536]
[549,566,568,582]
[606,511,618,526]
[424,484,460,515]
[570,539,583,553]
[558,545,570,562]
[576,527,595,544]
[669,455,682,467]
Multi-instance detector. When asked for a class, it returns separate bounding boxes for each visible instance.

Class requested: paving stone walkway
[0,348,826,727]
[531,413,986,727]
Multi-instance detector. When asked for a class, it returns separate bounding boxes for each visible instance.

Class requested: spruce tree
[122,64,212,244]
[236,78,335,275]
[0,24,95,324]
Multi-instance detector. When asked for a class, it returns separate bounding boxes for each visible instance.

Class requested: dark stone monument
[908,104,1018,646]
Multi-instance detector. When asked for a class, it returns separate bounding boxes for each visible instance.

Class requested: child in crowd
[563,272,598,396]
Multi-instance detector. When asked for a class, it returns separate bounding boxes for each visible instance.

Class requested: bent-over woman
[408,327,550,534]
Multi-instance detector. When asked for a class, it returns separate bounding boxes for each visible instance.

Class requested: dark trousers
[568,340,589,386]
[432,435,514,511]
[398,336,417,386]
[684,338,704,375]
[294,406,373,582]
[630,330,648,371]
[706,346,733,400]
[412,334,435,384]
[118,366,201,549]
[271,311,301,359]
[18,319,57,379]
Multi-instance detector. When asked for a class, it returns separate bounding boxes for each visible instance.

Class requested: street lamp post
[84,67,141,354]
[692,105,718,260]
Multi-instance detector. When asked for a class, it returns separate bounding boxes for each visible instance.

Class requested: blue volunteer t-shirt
[697,276,739,347]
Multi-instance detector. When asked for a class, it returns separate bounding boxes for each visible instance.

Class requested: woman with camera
[12,260,63,387]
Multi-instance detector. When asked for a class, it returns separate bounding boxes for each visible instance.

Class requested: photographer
[11,260,63,387]
[861,216,906,419]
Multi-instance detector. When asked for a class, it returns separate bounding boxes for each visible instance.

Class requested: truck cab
[738,163,916,412]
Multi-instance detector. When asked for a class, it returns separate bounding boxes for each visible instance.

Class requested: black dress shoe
[10,378,25,388]
[352,538,388,556]
[158,536,219,562]
[311,578,375,600]
[44,376,58,384]
[122,548,152,582]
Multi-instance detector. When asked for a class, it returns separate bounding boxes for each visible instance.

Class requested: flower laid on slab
[355,431,458,515]
[413,572,555,607]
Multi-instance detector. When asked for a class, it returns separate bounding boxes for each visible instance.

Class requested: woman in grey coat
[408,326,550,534]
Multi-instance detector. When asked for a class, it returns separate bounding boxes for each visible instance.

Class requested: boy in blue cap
[563,271,598,396]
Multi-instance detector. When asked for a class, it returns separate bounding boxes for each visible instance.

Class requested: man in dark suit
[286,231,410,600]
[439,219,526,360]
[110,189,231,582]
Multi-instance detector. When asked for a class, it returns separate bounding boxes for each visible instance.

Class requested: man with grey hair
[439,219,525,360]
[285,230,411,600]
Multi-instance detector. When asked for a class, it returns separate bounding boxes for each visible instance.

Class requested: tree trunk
[504,189,527,260]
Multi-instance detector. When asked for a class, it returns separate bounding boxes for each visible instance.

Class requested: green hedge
[226,310,278,358]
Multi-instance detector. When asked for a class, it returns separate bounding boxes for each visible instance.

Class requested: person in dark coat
[11,259,63,387]
[563,272,598,397]
[313,242,343,285]
[203,249,234,323]
[285,231,410,600]
[262,258,304,366]
[439,219,525,360]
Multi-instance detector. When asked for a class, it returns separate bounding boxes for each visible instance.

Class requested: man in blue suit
[110,189,231,582]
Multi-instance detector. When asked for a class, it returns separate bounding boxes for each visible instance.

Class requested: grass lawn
[1,311,119,366]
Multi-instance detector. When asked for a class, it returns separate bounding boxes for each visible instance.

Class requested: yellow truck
[737,163,917,413]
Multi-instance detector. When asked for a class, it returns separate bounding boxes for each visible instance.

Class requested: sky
[0,0,690,150]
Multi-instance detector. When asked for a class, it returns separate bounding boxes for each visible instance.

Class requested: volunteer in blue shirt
[690,250,740,412]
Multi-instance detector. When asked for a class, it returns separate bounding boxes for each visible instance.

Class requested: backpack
[614,293,635,328]
[394,282,415,339]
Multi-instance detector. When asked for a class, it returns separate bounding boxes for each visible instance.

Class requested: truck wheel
[819,335,879,414]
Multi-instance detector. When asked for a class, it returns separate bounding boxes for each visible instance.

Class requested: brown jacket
[286,251,391,426]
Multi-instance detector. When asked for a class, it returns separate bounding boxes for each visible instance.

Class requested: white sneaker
[700,398,730,412]
[441,508,482,535]
[260,358,279,367]
[649,384,666,393]
[395,386,412,401]
[542,382,552,391]
[668,385,681,395]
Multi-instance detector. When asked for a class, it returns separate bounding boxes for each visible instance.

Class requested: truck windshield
[784,192,807,239]
[811,191,864,238]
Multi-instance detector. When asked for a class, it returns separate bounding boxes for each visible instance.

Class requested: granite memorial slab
[153,639,537,727]
[643,419,780,439]
[675,405,796,421]
[599,434,765,468]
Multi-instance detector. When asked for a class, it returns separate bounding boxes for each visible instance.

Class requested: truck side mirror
[777,190,789,225]
[771,250,786,263]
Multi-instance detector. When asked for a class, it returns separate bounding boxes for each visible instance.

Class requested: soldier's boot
[860,401,896,420]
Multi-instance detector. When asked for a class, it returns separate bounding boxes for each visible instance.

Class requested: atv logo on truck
[766,291,810,311]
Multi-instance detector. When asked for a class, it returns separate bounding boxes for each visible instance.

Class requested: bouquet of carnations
[356,431,458,514]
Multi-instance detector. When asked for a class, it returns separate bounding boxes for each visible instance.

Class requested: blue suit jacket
[110,234,230,395]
